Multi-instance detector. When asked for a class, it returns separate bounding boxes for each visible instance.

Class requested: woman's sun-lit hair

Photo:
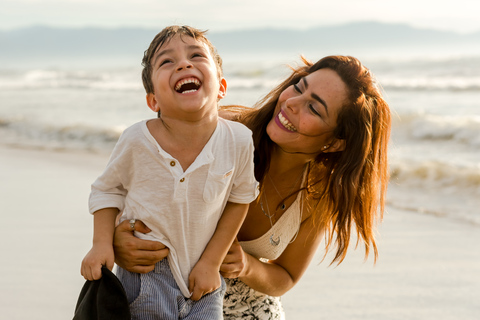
[222,55,391,264]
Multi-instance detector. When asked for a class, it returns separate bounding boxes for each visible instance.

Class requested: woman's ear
[324,139,346,153]
[146,93,159,113]
[217,78,227,100]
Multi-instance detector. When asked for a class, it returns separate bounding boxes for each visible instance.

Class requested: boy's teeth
[175,78,201,92]
[279,113,297,131]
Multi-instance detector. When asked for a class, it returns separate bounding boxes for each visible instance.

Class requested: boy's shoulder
[117,120,149,144]
[219,118,252,136]
[218,118,253,145]
[123,119,154,135]
[124,120,147,132]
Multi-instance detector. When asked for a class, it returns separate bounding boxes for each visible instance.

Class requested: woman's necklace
[259,165,306,246]
[267,168,305,211]
[259,195,281,246]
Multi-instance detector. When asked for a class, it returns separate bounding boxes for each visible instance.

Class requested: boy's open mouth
[175,77,201,94]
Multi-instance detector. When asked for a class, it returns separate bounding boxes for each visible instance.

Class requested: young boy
[81,25,258,318]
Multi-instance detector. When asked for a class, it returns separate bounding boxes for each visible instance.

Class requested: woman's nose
[286,97,300,113]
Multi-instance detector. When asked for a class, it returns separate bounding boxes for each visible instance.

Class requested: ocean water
[1,53,479,225]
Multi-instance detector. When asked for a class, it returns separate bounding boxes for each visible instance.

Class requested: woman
[113,55,391,319]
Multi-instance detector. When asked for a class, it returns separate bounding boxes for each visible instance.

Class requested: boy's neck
[147,112,218,171]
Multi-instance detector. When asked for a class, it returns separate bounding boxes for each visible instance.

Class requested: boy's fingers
[80,266,87,280]
[190,288,203,301]
[81,267,96,281]
[81,262,104,281]
[188,277,201,301]
[81,262,92,280]
[106,260,115,272]
[93,267,103,280]
[188,277,194,296]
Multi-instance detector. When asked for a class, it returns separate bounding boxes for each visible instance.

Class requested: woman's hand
[113,219,169,273]
[220,239,249,279]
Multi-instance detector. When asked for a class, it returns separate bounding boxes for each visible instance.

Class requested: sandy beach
[1,145,479,320]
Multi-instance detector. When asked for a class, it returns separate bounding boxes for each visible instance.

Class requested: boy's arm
[188,201,249,301]
[81,207,119,281]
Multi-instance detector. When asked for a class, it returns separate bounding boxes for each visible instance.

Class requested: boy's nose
[177,61,193,71]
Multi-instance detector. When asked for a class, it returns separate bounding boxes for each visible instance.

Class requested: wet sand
[1,146,478,320]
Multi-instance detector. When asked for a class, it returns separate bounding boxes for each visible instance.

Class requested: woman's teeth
[278,113,297,131]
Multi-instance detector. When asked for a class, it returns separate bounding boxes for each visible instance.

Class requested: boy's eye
[159,59,172,67]
[192,53,204,58]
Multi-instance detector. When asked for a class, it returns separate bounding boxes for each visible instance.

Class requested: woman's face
[266,68,348,155]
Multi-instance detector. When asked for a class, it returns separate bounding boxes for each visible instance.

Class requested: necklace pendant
[270,234,281,246]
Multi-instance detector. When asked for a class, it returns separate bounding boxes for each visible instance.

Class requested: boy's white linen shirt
[89,118,258,297]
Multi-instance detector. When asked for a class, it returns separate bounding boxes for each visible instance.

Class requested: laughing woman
[113,55,391,319]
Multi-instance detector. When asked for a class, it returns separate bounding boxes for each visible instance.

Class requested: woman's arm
[221,216,324,296]
[113,220,169,273]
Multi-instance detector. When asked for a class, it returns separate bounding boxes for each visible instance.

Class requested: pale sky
[1,0,479,34]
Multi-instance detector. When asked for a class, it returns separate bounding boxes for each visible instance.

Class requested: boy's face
[146,35,226,121]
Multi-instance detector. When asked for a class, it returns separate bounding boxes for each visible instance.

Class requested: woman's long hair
[223,55,391,264]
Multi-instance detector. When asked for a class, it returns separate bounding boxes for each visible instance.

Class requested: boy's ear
[146,93,159,113]
[324,139,346,153]
[217,78,227,100]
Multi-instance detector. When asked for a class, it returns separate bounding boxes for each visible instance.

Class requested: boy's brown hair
[141,25,223,94]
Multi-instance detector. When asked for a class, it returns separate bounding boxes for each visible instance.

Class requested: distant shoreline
[2,22,480,65]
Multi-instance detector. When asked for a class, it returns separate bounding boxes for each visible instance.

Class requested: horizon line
[1,21,478,35]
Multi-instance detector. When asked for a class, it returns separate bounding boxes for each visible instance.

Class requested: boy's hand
[188,259,222,301]
[81,243,114,281]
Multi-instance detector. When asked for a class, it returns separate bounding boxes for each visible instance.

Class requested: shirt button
[170,161,176,167]
[179,178,185,182]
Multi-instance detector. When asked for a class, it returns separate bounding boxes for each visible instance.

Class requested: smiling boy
[81,25,258,319]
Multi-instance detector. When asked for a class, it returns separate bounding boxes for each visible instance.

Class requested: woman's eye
[309,104,321,117]
[293,84,302,93]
